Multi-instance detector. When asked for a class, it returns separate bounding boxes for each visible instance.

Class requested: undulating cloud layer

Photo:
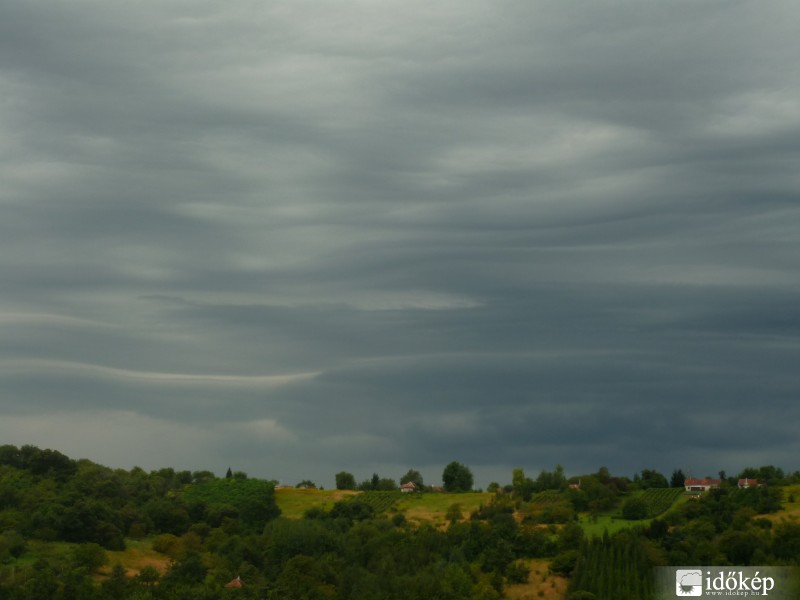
[1,0,799,486]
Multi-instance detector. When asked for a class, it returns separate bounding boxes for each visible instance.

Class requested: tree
[71,542,108,572]
[670,469,686,488]
[512,468,535,500]
[637,469,668,489]
[226,467,233,479]
[622,497,648,520]
[335,471,356,490]
[527,465,568,492]
[296,480,317,489]
[400,469,424,488]
[375,478,398,491]
[442,461,473,492]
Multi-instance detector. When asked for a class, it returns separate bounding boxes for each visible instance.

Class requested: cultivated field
[274,487,359,518]
[275,487,492,524]
[395,491,492,526]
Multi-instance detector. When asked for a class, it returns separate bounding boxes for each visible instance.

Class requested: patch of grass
[275,488,492,524]
[274,488,359,519]
[504,558,568,600]
[103,538,170,578]
[579,492,689,537]
[5,538,170,580]
[763,484,800,523]
[578,514,650,537]
[274,489,493,524]
[395,492,492,526]
[13,540,75,567]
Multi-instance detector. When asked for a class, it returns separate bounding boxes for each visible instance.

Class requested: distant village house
[738,478,759,488]
[684,478,721,492]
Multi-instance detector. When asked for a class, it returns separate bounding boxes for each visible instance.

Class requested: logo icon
[675,570,703,596]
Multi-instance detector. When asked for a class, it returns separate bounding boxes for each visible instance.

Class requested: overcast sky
[1,0,799,488]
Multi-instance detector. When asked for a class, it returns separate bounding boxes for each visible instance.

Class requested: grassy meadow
[274,487,359,518]
[275,487,492,524]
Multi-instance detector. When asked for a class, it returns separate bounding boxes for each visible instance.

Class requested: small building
[400,482,418,493]
[738,478,759,488]
[429,486,444,493]
[684,478,721,493]
[225,576,244,588]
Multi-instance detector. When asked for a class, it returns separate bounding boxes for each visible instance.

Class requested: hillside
[275,487,493,526]
[2,445,800,600]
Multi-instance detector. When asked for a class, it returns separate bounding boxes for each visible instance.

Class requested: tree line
[2,445,800,600]
[334,461,474,493]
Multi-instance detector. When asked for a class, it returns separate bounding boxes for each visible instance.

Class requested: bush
[152,533,181,557]
[0,531,26,564]
[71,543,109,572]
[622,497,648,520]
[506,561,530,584]
[550,550,578,576]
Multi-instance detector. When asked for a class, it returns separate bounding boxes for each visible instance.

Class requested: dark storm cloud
[1,0,799,485]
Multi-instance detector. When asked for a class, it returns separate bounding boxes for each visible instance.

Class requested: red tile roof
[684,478,721,487]
[225,576,244,588]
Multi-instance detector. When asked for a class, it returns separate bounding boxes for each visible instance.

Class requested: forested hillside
[1,445,800,599]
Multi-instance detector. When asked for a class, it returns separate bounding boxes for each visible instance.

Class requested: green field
[578,514,650,537]
[345,491,403,513]
[765,484,800,523]
[530,490,564,505]
[274,488,359,518]
[104,538,171,577]
[637,487,683,518]
[396,492,492,525]
[274,488,492,524]
[2,538,170,580]
[579,489,687,537]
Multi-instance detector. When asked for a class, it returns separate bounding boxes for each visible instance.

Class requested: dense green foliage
[335,472,356,490]
[182,478,280,531]
[566,482,799,598]
[0,447,522,599]
[569,531,656,599]
[2,446,800,600]
[442,462,474,493]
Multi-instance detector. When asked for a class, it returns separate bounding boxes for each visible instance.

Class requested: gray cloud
[1,0,799,487]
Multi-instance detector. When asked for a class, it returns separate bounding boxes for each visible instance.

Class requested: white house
[684,478,721,493]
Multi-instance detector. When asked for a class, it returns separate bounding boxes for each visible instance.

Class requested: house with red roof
[225,576,244,589]
[400,482,418,493]
[738,478,759,488]
[684,478,721,493]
